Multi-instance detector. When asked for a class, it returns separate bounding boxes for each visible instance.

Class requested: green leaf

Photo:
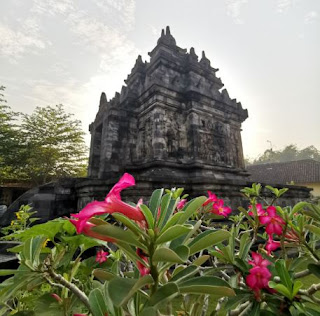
[160,198,178,229]
[156,225,192,244]
[0,270,17,276]
[153,246,189,263]
[149,188,164,219]
[224,294,251,311]
[292,280,303,298]
[93,269,116,282]
[10,220,67,241]
[239,232,251,259]
[160,212,183,233]
[170,265,198,283]
[22,236,47,269]
[308,264,320,279]
[188,230,230,255]
[147,283,179,307]
[305,224,320,236]
[268,281,291,299]
[275,260,292,290]
[61,234,104,252]
[139,204,154,229]
[108,275,154,307]
[92,224,147,250]
[292,202,309,215]
[238,206,255,225]
[116,241,149,267]
[89,288,108,316]
[112,213,146,237]
[192,255,210,266]
[248,301,260,316]
[157,193,173,228]
[178,276,235,297]
[177,196,207,224]
[139,307,157,316]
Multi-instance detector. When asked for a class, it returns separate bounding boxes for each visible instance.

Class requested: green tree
[21,105,88,185]
[253,144,320,165]
[0,86,24,183]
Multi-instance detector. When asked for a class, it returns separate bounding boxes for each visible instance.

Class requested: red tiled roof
[247,159,320,184]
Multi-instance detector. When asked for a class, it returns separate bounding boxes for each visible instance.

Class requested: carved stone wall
[88,26,248,182]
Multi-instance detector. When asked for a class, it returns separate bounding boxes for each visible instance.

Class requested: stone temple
[1,27,310,226]
[88,26,247,183]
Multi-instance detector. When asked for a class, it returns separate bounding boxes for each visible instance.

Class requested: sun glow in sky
[0,0,319,159]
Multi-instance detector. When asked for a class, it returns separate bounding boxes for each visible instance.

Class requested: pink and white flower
[212,199,232,217]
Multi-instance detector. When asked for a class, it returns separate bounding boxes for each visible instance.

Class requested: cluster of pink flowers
[203,191,232,217]
[249,204,285,255]
[246,252,272,300]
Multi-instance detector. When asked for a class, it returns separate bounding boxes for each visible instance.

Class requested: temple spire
[200,50,211,68]
[99,92,107,106]
[157,25,176,47]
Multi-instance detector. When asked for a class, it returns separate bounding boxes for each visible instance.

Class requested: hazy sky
[0,0,319,159]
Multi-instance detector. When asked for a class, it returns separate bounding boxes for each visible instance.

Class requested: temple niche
[88,26,248,182]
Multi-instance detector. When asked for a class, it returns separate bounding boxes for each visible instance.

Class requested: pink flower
[71,173,145,233]
[259,206,285,236]
[51,293,62,303]
[266,236,281,255]
[69,219,115,242]
[177,199,187,210]
[96,249,109,264]
[248,204,265,216]
[248,252,271,268]
[212,199,232,217]
[203,191,218,206]
[136,248,150,276]
[246,266,272,290]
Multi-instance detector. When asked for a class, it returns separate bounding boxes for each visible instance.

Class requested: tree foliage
[21,105,88,185]
[0,87,88,185]
[250,144,320,165]
[0,86,25,182]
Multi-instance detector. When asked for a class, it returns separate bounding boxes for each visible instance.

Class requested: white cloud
[225,0,248,24]
[304,11,318,24]
[66,9,140,81]
[93,0,136,30]
[0,18,49,62]
[31,0,74,16]
[276,0,301,13]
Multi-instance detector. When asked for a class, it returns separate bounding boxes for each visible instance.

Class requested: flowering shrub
[0,177,320,315]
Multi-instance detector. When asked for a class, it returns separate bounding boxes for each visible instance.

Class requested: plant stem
[299,282,320,303]
[148,243,159,295]
[304,241,320,261]
[46,268,91,312]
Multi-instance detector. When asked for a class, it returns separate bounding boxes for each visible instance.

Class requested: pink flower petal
[259,215,271,225]
[177,199,187,210]
[69,219,115,242]
[266,206,277,217]
[106,173,135,201]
